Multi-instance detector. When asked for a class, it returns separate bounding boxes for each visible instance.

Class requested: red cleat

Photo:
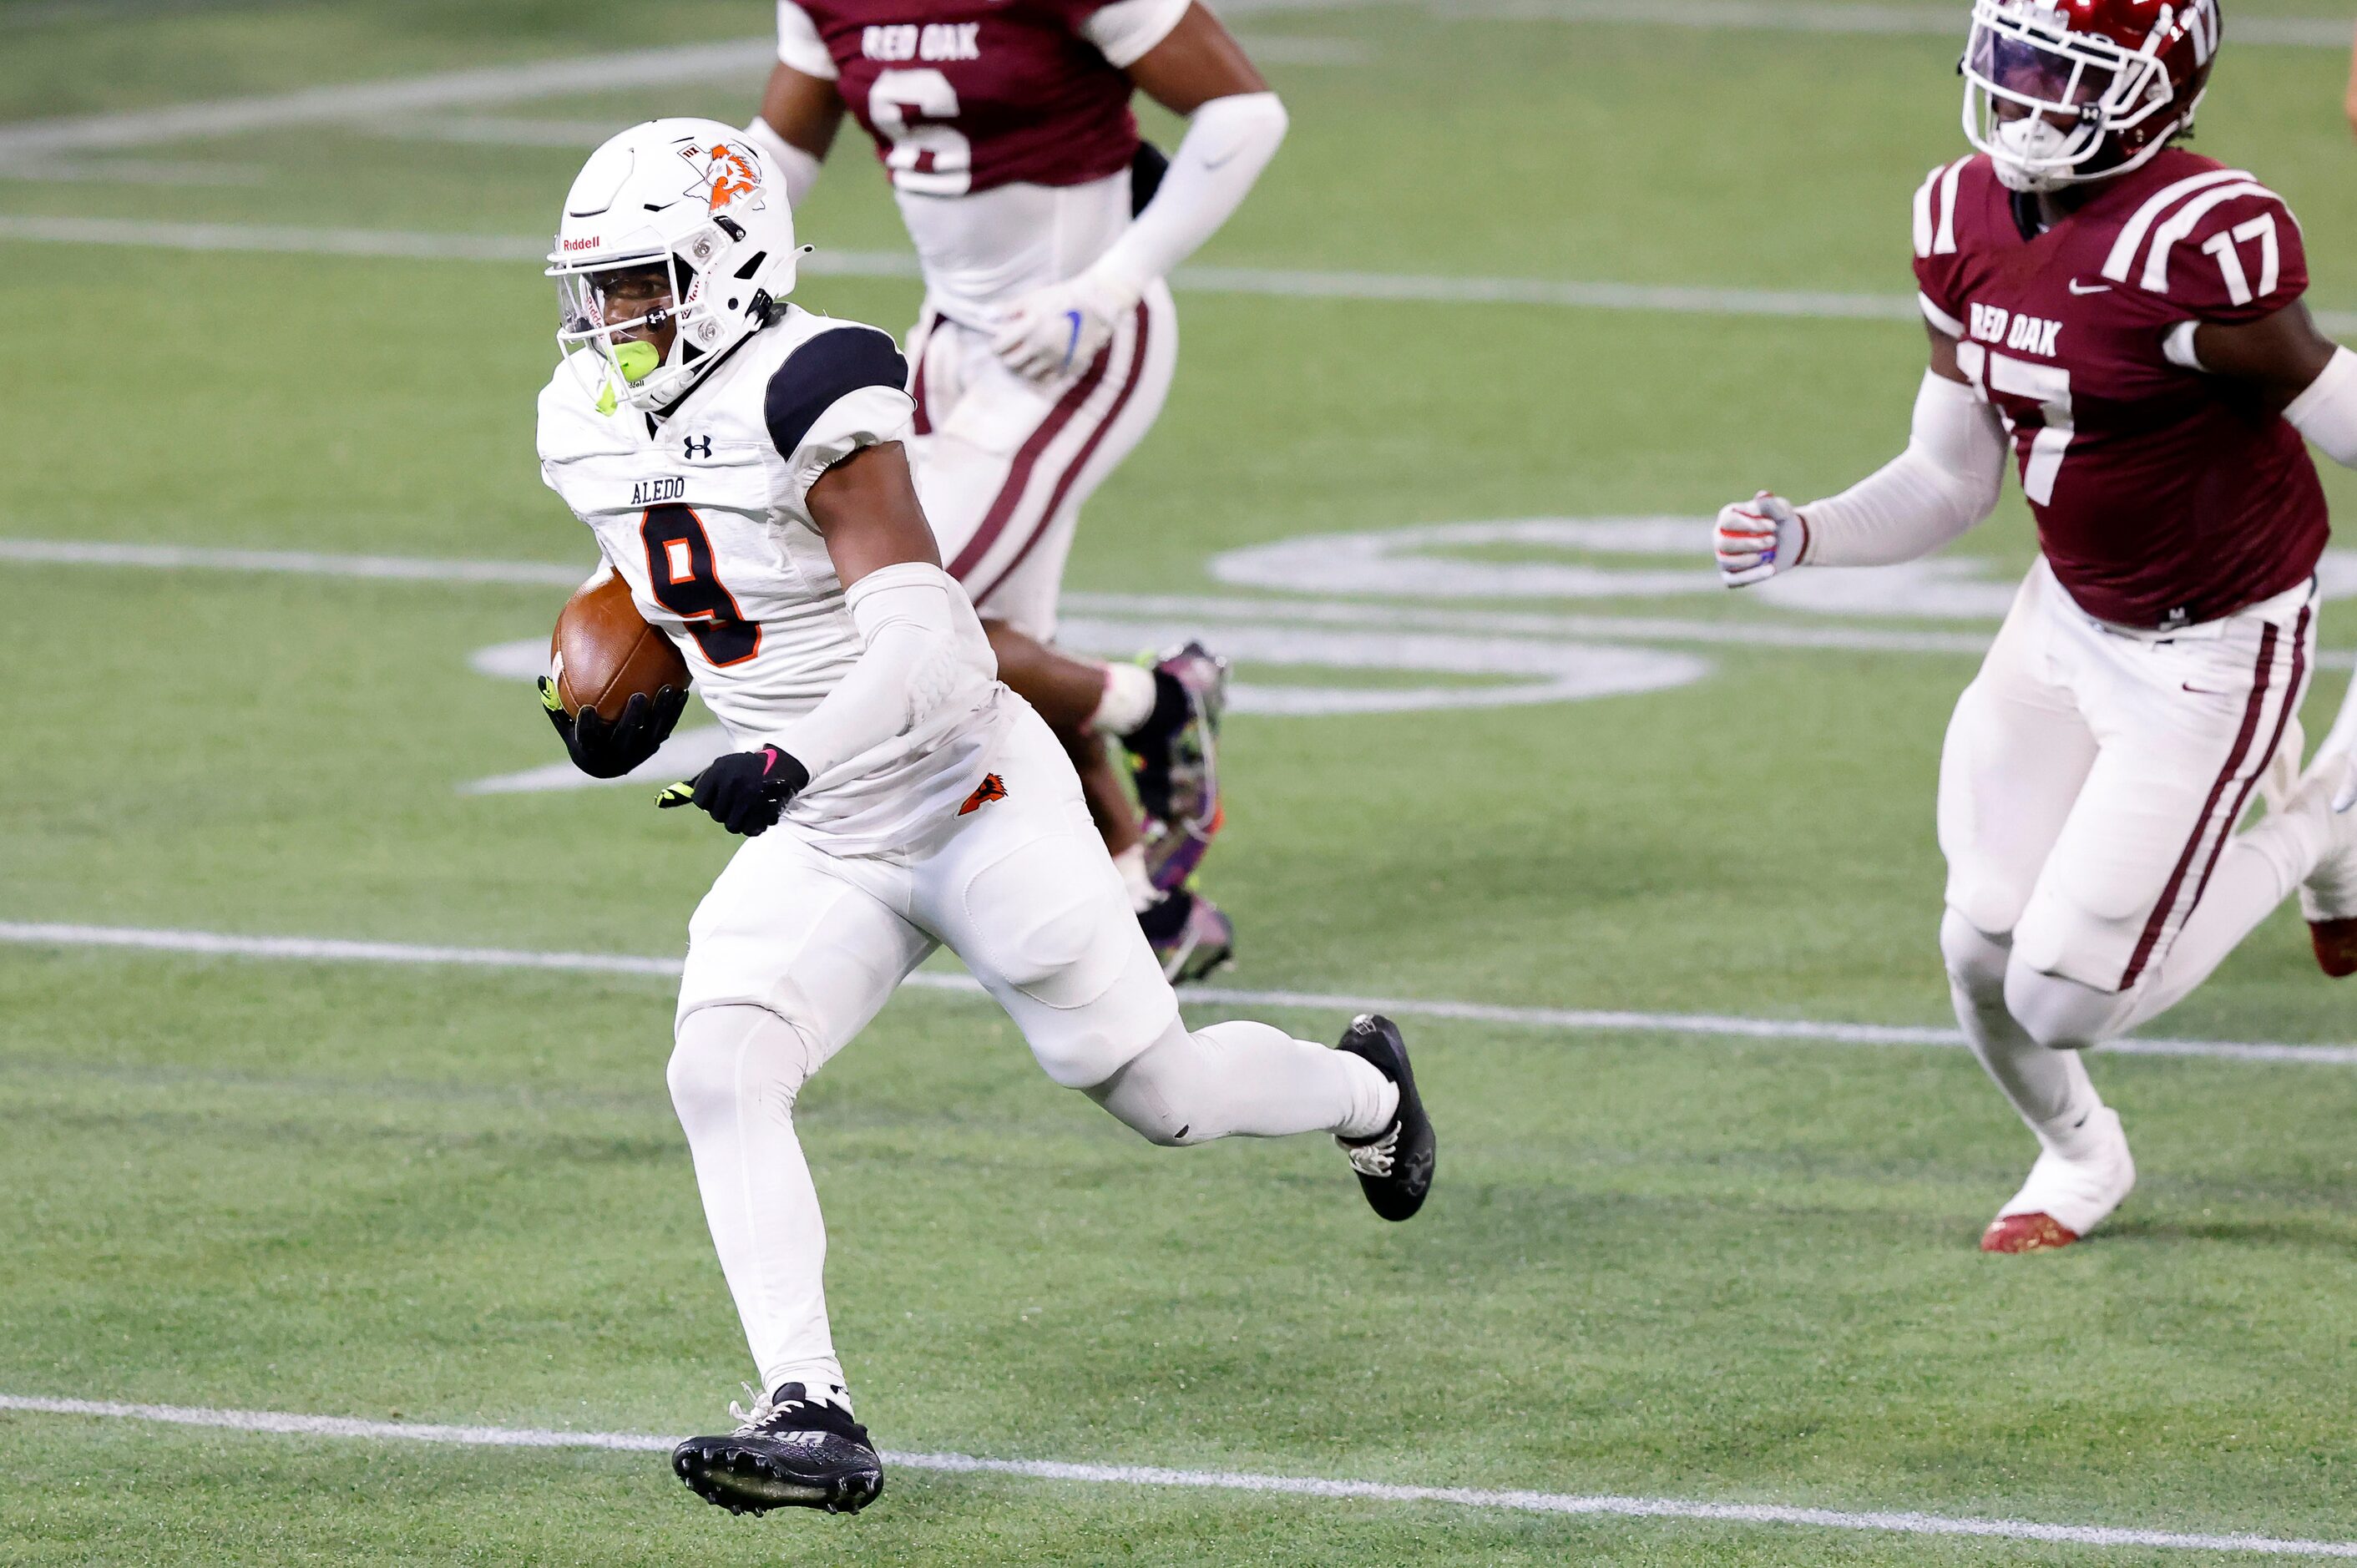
[2310,918,2357,979]
[1980,1212,2081,1253]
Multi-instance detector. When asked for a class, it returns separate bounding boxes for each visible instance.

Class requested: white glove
[1714,492,1807,588]
[990,268,1137,382]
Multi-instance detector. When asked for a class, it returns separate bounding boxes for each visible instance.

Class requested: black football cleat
[672,1383,884,1516]
[1333,1014,1434,1222]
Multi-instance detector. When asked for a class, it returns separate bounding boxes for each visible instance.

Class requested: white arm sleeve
[2285,344,2357,468]
[776,563,992,781]
[1089,91,1287,295]
[1798,371,2009,569]
[743,114,822,210]
[1080,0,1190,67]
[775,0,837,78]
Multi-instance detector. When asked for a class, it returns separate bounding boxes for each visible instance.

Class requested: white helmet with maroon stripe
[1963,0,2222,194]
[546,118,802,413]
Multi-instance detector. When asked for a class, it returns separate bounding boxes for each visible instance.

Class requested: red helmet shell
[2051,0,2221,152]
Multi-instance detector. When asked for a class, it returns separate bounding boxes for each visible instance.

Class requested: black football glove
[540,676,689,780]
[657,745,811,837]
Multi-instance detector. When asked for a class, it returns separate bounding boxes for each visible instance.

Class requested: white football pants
[1938,562,2329,1147]
[665,701,1394,1401]
[903,282,1177,641]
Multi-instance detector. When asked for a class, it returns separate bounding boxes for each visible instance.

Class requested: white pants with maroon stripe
[903,281,1177,640]
[1940,559,2316,994]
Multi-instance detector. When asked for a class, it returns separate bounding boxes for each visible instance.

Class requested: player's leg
[908,288,1232,977]
[913,704,1434,1217]
[2005,599,2324,1050]
[1934,572,2124,1251]
[665,830,934,1515]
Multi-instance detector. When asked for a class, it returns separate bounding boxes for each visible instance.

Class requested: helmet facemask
[553,226,738,414]
[1963,1,2183,193]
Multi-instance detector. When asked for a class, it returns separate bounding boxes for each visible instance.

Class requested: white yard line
[3,214,2351,336]
[0,40,776,159]
[13,538,2357,671]
[3,214,2349,336]
[2,1393,2352,1557]
[5,920,2354,1067]
[0,6,2334,159]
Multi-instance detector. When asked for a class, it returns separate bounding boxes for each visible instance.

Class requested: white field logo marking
[458,517,2357,793]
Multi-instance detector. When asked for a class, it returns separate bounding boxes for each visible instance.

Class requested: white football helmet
[546,118,802,413]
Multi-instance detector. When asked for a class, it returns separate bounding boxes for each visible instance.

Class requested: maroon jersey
[779,0,1163,196]
[1913,149,2328,629]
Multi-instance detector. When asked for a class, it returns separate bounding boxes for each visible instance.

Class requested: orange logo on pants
[958,773,1008,816]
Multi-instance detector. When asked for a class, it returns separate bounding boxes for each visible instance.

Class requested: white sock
[1087,1017,1400,1146]
[666,1004,849,1404]
[1092,662,1159,737]
[1941,912,2102,1153]
[1113,842,1157,913]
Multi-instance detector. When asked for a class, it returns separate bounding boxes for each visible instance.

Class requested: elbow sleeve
[743,115,822,209]
[1092,91,1286,291]
[2286,344,2357,469]
[779,563,991,781]
[1800,372,2007,568]
[845,561,986,732]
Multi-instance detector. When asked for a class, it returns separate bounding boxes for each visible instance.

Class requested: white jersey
[537,306,1007,853]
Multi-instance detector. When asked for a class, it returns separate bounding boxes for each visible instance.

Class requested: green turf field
[7,2,2357,1562]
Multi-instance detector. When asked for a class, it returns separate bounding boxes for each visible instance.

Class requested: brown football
[549,571,690,722]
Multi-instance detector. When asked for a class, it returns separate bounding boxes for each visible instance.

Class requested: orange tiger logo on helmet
[698,144,761,211]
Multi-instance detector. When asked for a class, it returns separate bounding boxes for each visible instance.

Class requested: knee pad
[1085,1019,1204,1147]
[1940,909,2011,1001]
[667,1004,822,1130]
[2002,967,2129,1053]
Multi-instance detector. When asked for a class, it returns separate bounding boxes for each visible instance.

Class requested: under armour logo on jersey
[683,436,713,459]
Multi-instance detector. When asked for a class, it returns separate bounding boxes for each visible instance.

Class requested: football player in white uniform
[534,120,1435,1517]
[740,0,1292,983]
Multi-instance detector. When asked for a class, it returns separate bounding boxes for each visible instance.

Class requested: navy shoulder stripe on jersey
[763,326,909,462]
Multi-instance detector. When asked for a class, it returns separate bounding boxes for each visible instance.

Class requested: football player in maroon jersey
[739,0,1290,984]
[1716,0,2357,1252]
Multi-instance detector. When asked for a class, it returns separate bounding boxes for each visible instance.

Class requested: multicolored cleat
[1127,641,1229,894]
[1141,886,1233,984]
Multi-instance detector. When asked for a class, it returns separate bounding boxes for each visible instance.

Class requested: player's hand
[1715,492,1808,588]
[989,270,1136,382]
[658,745,811,837]
[542,678,688,780]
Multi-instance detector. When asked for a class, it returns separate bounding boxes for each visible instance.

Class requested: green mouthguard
[614,340,660,384]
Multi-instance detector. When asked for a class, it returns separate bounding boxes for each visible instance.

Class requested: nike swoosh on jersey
[2067,280,2113,296]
